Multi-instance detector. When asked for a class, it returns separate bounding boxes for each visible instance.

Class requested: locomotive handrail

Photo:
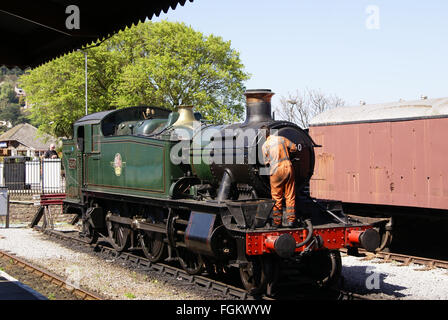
[311,198,348,225]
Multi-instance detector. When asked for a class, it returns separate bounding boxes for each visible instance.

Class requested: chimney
[244,89,274,124]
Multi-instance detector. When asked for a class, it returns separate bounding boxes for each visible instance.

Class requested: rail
[0,249,102,300]
[340,248,448,270]
[35,227,374,300]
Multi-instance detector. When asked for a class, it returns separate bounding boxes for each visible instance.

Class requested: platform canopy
[0,0,193,69]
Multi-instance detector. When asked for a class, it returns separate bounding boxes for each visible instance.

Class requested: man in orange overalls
[261,126,298,228]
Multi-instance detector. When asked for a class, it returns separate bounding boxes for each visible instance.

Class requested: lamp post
[78,49,88,115]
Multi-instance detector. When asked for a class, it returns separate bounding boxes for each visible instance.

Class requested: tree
[276,89,345,128]
[19,21,250,137]
[0,66,23,83]
[20,45,122,137]
[0,103,29,128]
[0,70,28,133]
[0,81,18,104]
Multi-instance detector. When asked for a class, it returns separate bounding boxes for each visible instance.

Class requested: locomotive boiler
[62,89,379,295]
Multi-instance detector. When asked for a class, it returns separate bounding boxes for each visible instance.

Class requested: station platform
[0,270,47,300]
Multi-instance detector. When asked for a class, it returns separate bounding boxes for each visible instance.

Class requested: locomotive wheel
[138,230,166,263]
[107,220,131,252]
[177,248,205,275]
[81,219,98,244]
[239,256,272,295]
[304,249,342,289]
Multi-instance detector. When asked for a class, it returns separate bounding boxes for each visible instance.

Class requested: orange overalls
[262,135,297,226]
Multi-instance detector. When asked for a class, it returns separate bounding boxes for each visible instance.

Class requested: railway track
[34,227,372,300]
[0,248,102,300]
[36,227,252,300]
[340,248,448,270]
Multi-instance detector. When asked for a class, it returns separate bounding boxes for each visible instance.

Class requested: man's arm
[262,143,270,165]
[283,137,297,153]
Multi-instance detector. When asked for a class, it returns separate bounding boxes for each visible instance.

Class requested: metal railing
[0,159,65,195]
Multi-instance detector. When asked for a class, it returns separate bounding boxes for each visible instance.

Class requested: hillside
[0,66,29,133]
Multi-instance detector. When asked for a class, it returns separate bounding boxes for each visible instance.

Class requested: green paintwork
[62,139,79,201]
[135,119,167,135]
[63,106,224,202]
[86,135,184,198]
[63,108,188,201]
[190,125,227,183]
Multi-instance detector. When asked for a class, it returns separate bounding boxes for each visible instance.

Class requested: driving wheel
[139,230,166,262]
[106,217,131,252]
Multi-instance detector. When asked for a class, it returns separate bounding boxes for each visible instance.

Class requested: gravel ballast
[341,253,448,300]
[0,228,222,300]
[1,228,447,300]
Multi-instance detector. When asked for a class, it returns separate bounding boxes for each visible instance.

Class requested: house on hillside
[14,86,25,97]
[14,85,30,108]
[0,123,57,158]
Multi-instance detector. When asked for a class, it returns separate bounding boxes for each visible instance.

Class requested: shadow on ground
[341,265,407,298]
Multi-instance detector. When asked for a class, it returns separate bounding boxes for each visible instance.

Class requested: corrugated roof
[309,97,448,126]
[0,123,56,150]
[0,0,194,69]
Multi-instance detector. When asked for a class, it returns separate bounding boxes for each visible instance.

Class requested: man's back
[262,135,297,174]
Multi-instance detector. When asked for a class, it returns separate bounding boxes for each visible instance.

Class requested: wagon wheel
[138,230,166,263]
[106,218,131,252]
[239,256,271,295]
[377,229,393,252]
[177,248,205,275]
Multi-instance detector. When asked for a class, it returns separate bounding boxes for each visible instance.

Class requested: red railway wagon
[308,97,448,250]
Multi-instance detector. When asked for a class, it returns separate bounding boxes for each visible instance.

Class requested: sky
[152,0,448,109]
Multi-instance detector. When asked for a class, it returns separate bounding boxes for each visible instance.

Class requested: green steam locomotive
[62,89,379,295]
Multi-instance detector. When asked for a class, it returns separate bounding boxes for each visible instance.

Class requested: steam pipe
[295,219,314,248]
[216,169,233,202]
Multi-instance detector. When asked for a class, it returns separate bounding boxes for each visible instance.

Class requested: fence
[0,159,65,195]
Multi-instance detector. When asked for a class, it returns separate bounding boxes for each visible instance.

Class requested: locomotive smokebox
[244,89,274,123]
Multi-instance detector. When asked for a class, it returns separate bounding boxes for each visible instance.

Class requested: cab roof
[74,106,171,126]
